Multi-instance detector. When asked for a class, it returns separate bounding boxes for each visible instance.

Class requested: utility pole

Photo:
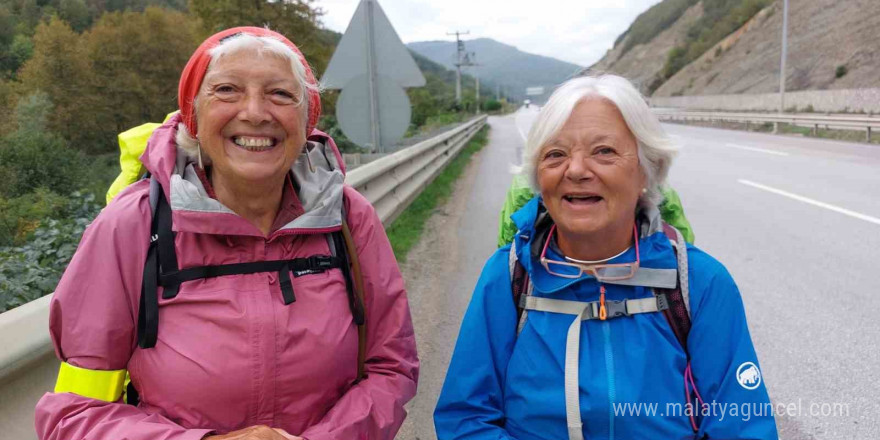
[466,52,482,113]
[447,30,469,105]
[475,74,480,113]
[775,0,789,133]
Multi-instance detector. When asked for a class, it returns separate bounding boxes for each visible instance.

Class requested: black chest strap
[138,184,353,349]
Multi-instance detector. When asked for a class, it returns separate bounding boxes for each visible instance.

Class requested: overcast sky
[316,0,663,67]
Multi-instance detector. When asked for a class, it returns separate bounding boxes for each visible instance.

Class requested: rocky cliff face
[591,0,880,97]
[653,0,880,97]
[591,2,703,94]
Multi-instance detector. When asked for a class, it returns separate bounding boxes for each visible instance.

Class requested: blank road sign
[526,87,545,96]
[322,0,425,89]
[337,74,411,149]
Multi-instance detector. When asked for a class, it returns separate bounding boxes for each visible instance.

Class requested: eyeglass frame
[539,223,640,281]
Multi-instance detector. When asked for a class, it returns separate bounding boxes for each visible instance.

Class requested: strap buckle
[604,300,630,319]
[655,293,670,311]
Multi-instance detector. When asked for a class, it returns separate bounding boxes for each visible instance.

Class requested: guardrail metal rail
[0,114,488,439]
[653,109,880,141]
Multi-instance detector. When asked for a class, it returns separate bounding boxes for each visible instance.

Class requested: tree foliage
[84,7,199,149]
[0,91,87,199]
[188,0,334,75]
[18,17,96,148]
[0,191,102,312]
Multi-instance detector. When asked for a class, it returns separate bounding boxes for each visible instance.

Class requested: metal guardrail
[347,115,487,226]
[653,109,880,141]
[0,114,487,439]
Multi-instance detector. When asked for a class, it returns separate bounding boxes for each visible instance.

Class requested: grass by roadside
[666,120,880,145]
[385,125,490,262]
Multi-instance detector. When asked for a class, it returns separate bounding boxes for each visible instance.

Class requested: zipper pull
[599,284,607,321]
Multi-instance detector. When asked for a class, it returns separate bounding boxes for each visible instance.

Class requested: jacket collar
[511,196,677,294]
[140,113,345,238]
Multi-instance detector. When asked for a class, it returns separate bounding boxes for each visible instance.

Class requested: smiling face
[195,49,306,188]
[536,97,645,243]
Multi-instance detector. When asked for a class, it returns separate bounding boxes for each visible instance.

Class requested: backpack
[508,221,704,434]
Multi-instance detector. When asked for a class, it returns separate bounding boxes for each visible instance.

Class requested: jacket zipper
[602,321,616,440]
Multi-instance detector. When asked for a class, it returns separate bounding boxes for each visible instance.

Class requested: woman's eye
[215,85,236,94]
[595,147,616,155]
[271,89,297,101]
[544,150,565,159]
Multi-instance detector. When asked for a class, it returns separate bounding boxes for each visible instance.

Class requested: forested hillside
[0,0,493,312]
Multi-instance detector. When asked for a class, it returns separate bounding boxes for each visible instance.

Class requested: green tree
[0,91,86,199]
[84,7,199,150]
[58,0,92,31]
[188,0,333,75]
[18,16,97,150]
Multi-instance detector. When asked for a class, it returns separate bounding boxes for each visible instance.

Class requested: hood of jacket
[510,196,678,295]
[140,113,347,238]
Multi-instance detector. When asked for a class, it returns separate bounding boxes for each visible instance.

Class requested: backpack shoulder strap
[655,222,692,355]
[137,176,163,350]
[508,237,530,335]
[339,216,367,382]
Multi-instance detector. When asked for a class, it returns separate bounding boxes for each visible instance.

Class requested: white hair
[177,31,321,163]
[521,74,678,210]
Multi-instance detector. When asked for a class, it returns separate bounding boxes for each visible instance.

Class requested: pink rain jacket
[35,114,419,440]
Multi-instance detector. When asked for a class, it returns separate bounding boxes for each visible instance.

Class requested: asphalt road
[397,107,879,440]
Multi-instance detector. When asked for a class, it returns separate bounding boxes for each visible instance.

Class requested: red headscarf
[177,27,322,138]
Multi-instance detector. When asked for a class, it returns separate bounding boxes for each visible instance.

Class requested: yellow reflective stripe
[55,362,126,402]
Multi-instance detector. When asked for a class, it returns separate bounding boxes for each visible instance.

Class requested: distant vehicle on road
[524,99,531,108]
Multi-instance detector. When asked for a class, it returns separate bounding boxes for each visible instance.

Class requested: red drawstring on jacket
[598,285,607,320]
[684,362,705,432]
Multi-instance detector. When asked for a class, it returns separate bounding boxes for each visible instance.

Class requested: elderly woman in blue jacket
[434,75,778,440]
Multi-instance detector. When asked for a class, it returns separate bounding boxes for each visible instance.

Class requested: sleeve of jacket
[433,248,518,440]
[686,248,778,440]
[34,182,213,440]
[300,187,419,440]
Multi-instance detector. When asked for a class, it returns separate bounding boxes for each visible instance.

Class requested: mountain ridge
[408,38,584,101]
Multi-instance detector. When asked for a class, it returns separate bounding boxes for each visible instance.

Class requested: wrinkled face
[195,49,306,186]
[537,97,645,239]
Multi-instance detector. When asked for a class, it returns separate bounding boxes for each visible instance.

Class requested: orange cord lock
[599,285,607,320]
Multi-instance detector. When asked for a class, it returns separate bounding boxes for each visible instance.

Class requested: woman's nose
[564,153,594,181]
[238,92,272,125]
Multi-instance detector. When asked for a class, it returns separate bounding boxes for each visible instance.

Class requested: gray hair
[177,31,321,164]
[521,74,678,210]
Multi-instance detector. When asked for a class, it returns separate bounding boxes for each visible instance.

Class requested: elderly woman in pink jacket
[34,27,418,440]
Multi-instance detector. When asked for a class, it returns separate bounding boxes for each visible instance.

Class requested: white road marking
[726,143,790,156]
[517,124,527,142]
[739,179,880,226]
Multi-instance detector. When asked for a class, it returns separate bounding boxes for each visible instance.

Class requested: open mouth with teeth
[563,194,603,205]
[232,136,278,152]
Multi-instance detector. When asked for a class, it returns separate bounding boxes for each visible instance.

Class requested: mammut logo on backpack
[736,362,762,390]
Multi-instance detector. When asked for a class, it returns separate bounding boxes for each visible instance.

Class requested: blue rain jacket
[434,197,778,440]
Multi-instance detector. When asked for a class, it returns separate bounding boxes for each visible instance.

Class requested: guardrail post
[867,126,872,142]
